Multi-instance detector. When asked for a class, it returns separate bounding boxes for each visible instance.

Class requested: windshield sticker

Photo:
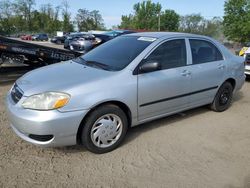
[137,37,157,42]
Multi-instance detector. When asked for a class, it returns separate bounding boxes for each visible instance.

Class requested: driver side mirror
[139,60,161,74]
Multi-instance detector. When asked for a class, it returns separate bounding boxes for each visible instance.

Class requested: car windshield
[67,33,81,39]
[104,31,122,37]
[74,36,154,71]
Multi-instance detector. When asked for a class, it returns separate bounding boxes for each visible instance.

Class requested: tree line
[0,0,105,35]
[120,0,250,43]
[119,1,223,40]
[0,0,249,43]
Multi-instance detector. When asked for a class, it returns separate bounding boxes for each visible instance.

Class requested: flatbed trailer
[0,36,82,83]
[0,36,81,66]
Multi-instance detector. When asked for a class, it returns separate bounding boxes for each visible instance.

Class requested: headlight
[22,92,70,110]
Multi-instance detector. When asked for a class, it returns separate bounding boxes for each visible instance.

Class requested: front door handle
[181,70,191,76]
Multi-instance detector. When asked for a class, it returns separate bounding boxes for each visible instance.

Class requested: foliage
[179,14,205,34]
[223,0,250,43]
[119,0,165,30]
[0,0,104,35]
[160,10,180,31]
[62,0,74,33]
[120,0,179,31]
[0,0,227,41]
[120,1,222,39]
[76,9,104,31]
[132,1,161,30]
[179,14,223,40]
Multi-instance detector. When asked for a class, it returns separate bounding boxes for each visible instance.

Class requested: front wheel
[210,82,233,112]
[81,104,128,154]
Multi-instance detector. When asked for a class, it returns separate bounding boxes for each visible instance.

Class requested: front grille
[11,83,23,103]
[71,44,84,51]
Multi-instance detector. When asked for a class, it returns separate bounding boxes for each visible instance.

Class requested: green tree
[179,14,224,40]
[160,9,180,31]
[0,0,16,34]
[223,0,250,42]
[91,10,104,30]
[62,0,74,32]
[133,1,161,30]
[203,17,224,40]
[120,1,179,31]
[179,14,205,34]
[31,4,62,34]
[14,0,35,32]
[76,9,104,31]
[120,14,134,29]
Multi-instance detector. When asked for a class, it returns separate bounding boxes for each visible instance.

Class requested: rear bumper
[235,74,246,92]
[5,92,88,147]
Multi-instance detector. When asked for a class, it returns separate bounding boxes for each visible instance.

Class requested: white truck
[243,48,250,77]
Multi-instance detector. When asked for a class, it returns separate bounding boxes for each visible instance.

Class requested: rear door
[187,39,226,106]
[138,39,192,121]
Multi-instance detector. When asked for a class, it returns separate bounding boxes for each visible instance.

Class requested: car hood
[16,61,113,96]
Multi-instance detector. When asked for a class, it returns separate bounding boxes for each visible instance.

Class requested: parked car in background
[242,47,250,77]
[20,34,32,40]
[103,30,136,38]
[6,32,245,154]
[92,33,111,44]
[64,30,135,50]
[51,35,67,44]
[32,34,49,41]
[69,34,97,53]
[237,42,250,77]
[64,32,88,49]
[93,30,136,46]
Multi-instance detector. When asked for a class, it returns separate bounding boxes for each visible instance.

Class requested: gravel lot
[0,80,250,188]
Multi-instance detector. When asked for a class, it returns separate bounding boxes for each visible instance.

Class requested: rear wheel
[81,104,128,154]
[210,82,233,112]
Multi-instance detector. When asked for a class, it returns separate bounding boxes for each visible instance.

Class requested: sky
[35,0,225,29]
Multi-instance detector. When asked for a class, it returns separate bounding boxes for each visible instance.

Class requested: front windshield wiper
[73,56,87,64]
[73,57,112,71]
[85,60,112,71]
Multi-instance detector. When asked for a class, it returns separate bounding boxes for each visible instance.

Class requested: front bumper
[70,44,86,53]
[5,92,88,147]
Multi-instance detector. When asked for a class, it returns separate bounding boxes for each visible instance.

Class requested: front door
[138,39,192,121]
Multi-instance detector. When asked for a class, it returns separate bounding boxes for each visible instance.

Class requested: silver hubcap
[91,114,123,148]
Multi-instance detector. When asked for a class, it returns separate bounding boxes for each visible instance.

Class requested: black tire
[81,104,128,154]
[210,82,233,112]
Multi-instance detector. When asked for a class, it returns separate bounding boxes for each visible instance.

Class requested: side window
[146,39,187,70]
[190,39,223,64]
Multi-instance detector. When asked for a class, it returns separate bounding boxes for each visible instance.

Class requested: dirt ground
[0,80,250,188]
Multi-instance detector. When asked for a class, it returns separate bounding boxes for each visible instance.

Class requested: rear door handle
[218,64,225,69]
[181,70,191,76]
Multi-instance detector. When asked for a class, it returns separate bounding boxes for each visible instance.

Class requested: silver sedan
[6,32,245,153]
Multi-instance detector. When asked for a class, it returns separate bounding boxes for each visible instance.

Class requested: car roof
[126,32,207,39]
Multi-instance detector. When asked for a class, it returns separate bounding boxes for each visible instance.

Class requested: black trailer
[0,36,82,83]
[0,36,81,66]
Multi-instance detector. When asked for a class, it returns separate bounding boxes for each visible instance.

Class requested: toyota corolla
[6,32,245,153]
